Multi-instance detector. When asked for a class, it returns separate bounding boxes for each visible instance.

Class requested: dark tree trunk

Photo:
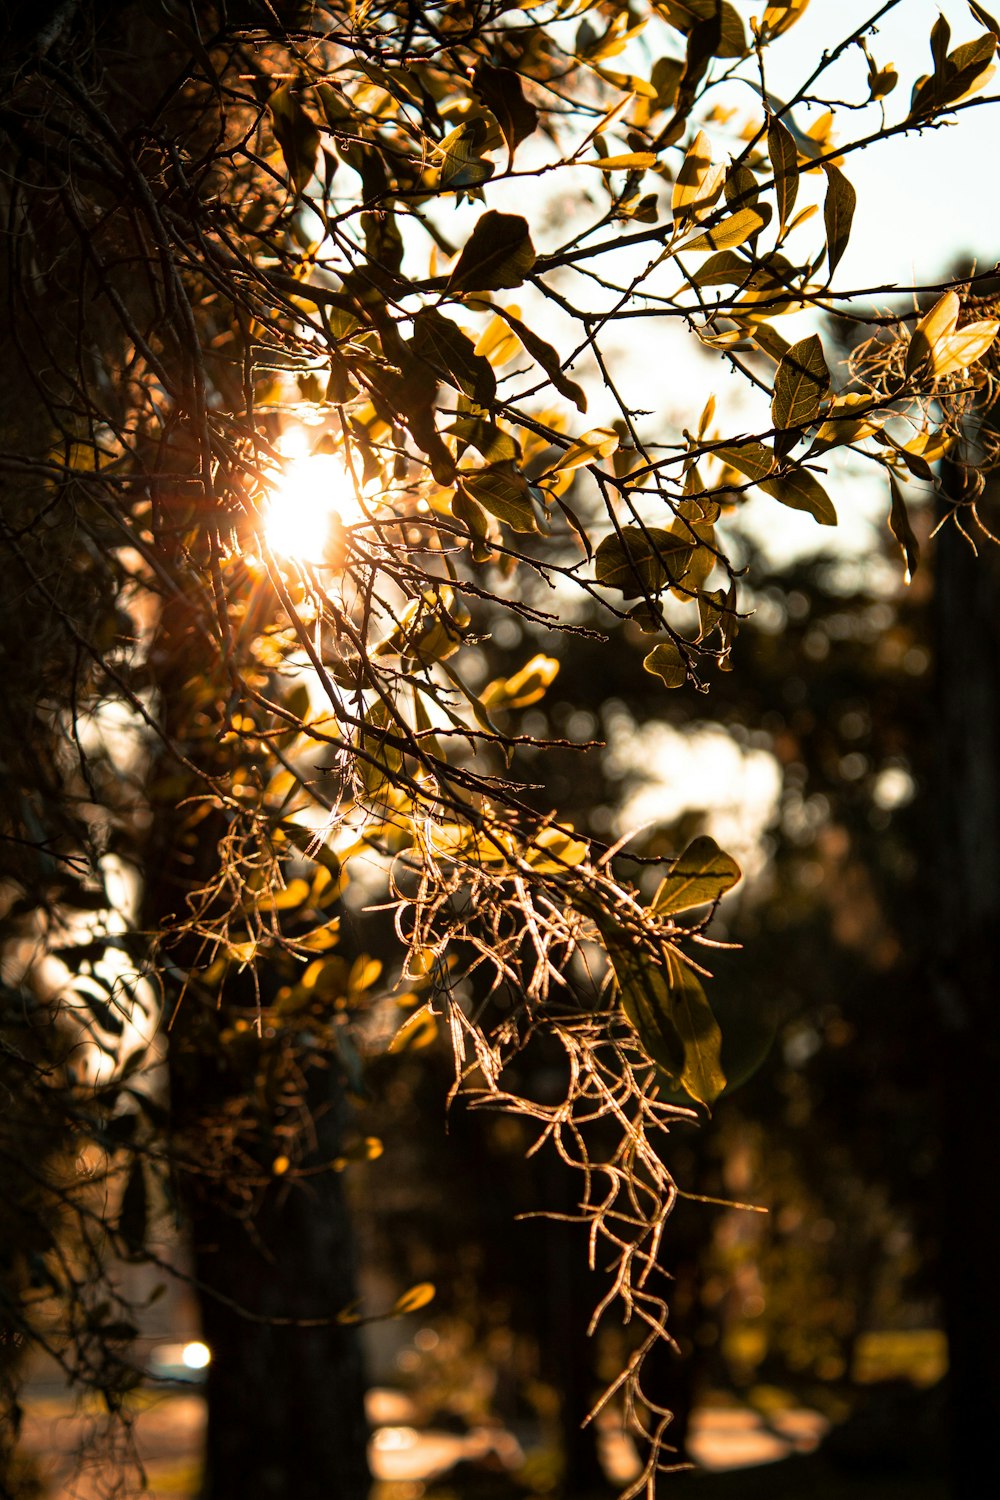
[188,1088,370,1500]
[933,480,1000,1500]
[164,979,371,1500]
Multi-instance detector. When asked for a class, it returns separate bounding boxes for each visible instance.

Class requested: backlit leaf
[393,1282,436,1315]
[490,307,588,412]
[269,83,320,195]
[658,1,748,58]
[672,130,725,221]
[822,163,856,277]
[666,953,727,1105]
[412,309,497,405]
[652,835,742,914]
[771,334,830,430]
[888,473,920,584]
[676,206,766,254]
[595,526,692,596]
[448,211,536,293]
[761,1,810,39]
[582,152,657,170]
[760,466,837,524]
[906,290,960,377]
[460,468,538,532]
[472,61,538,162]
[643,641,687,687]
[767,115,799,233]
[930,319,999,377]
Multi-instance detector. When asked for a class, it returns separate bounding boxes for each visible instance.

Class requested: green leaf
[888,473,920,584]
[767,115,799,234]
[412,309,496,405]
[447,211,536,294]
[822,164,856,277]
[269,83,321,196]
[675,206,767,254]
[603,930,686,1079]
[594,525,692,596]
[472,61,538,162]
[759,466,837,525]
[652,834,742,914]
[667,953,727,1105]
[460,467,538,532]
[771,334,830,430]
[643,642,687,687]
[714,440,776,483]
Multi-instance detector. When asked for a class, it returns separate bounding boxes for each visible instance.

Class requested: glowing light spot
[263,427,362,562]
[182,1341,212,1370]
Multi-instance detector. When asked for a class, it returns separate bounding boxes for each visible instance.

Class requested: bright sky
[761,0,1000,285]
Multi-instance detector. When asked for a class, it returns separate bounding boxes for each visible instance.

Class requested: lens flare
[263,428,360,562]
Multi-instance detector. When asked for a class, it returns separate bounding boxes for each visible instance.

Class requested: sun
[263,427,363,563]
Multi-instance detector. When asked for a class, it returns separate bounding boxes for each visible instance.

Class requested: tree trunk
[165,980,371,1500]
[933,481,1000,1500]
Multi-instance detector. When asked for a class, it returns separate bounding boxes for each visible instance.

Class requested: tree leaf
[595,526,692,596]
[969,2,1000,41]
[672,130,725,221]
[675,206,767,254]
[437,118,495,190]
[652,835,742,914]
[930,319,999,377]
[412,309,497,405]
[714,440,776,483]
[460,468,538,532]
[771,334,830,430]
[666,952,727,1105]
[490,307,588,412]
[822,163,856,277]
[549,427,619,476]
[767,115,799,233]
[643,642,687,687]
[761,1,811,39]
[888,473,920,584]
[659,1,748,58]
[447,211,536,293]
[472,61,538,162]
[582,152,658,170]
[602,928,686,1079]
[393,1282,436,1315]
[906,290,961,376]
[760,466,836,525]
[269,83,320,196]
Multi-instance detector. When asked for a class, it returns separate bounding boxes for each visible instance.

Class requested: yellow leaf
[675,207,766,254]
[581,152,657,170]
[389,1003,438,1052]
[930,319,999,378]
[549,427,620,475]
[906,290,960,376]
[393,1282,436,1315]
[672,131,725,221]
